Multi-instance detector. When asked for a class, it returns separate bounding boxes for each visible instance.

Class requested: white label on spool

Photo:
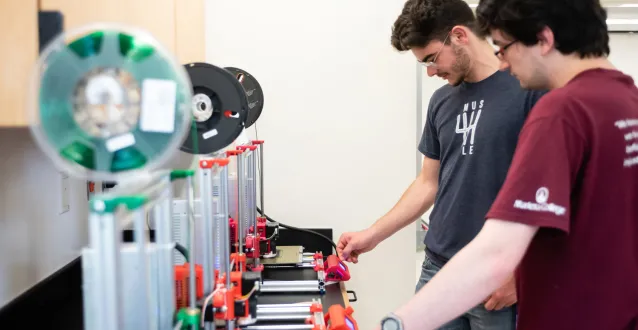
[203,129,218,140]
[106,133,136,152]
[140,79,176,133]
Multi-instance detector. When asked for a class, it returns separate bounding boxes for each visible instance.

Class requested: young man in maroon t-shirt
[376,0,638,330]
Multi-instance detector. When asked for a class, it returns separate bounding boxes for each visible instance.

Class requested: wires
[144,211,190,261]
[200,287,220,327]
[236,283,259,302]
[254,123,336,253]
[174,243,189,261]
[264,228,278,241]
[256,206,337,252]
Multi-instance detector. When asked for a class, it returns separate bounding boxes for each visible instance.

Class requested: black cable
[256,206,337,252]
[265,230,278,241]
[253,125,336,252]
[146,218,189,261]
[174,243,189,261]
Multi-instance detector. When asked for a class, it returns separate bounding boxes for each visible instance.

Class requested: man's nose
[426,66,437,77]
[499,60,510,71]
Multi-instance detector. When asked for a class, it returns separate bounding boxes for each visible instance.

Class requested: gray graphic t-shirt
[420,70,546,264]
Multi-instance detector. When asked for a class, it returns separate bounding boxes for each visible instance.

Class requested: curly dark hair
[390,0,477,51]
[475,0,610,58]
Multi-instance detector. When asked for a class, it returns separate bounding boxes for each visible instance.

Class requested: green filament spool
[28,23,193,181]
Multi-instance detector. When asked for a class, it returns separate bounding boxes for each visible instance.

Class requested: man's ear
[537,26,555,55]
[451,25,471,45]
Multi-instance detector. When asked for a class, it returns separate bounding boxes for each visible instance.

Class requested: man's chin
[441,74,463,86]
[518,79,536,90]
[448,78,463,87]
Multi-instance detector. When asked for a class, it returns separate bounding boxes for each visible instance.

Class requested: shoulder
[431,83,456,103]
[524,89,549,103]
[483,71,547,108]
[486,70,549,116]
[521,89,549,115]
[522,88,588,142]
[527,88,574,121]
[426,84,457,118]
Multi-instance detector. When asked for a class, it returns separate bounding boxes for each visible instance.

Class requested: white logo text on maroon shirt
[513,187,566,216]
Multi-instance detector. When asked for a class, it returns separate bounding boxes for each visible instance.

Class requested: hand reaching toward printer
[337,228,380,263]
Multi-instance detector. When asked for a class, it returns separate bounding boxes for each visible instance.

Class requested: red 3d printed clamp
[305,300,327,330]
[237,145,257,152]
[325,254,351,282]
[226,150,243,157]
[325,305,359,330]
[245,235,255,250]
[199,158,230,169]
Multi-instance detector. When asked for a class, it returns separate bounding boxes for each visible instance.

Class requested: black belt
[425,247,450,268]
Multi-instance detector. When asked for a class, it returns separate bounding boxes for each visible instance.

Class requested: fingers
[503,295,517,309]
[492,297,514,311]
[483,297,497,311]
[337,232,366,263]
[336,233,352,259]
[493,300,507,311]
[484,294,516,311]
[341,239,355,260]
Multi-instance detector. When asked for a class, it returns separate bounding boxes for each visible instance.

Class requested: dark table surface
[258,227,350,310]
[247,226,352,327]
[259,267,348,311]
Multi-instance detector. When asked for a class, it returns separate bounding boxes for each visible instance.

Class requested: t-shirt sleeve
[418,97,441,160]
[486,112,586,233]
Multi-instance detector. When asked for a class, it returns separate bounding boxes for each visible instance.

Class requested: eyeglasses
[494,40,518,59]
[421,33,451,68]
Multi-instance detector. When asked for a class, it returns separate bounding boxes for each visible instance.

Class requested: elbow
[417,176,438,201]
[475,220,535,286]
[480,240,522,286]
[489,253,518,285]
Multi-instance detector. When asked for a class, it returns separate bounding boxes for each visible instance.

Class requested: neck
[464,39,501,83]
[547,55,616,89]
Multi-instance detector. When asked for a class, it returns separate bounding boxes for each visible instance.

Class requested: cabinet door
[39,0,176,53]
[0,0,39,127]
[175,0,206,64]
[0,0,201,127]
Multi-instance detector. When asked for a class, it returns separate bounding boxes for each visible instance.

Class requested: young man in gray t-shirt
[336,0,545,329]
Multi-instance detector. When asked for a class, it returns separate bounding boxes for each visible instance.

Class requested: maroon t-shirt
[486,68,638,330]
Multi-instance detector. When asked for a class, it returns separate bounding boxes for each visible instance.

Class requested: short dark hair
[475,0,610,58]
[391,0,477,51]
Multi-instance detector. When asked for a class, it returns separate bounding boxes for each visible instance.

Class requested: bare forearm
[391,220,537,330]
[395,236,512,329]
[370,178,436,244]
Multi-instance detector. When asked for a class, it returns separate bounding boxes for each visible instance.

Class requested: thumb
[341,239,356,260]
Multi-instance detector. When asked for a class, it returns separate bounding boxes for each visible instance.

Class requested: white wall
[0,128,89,307]
[608,33,638,80]
[204,0,418,327]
